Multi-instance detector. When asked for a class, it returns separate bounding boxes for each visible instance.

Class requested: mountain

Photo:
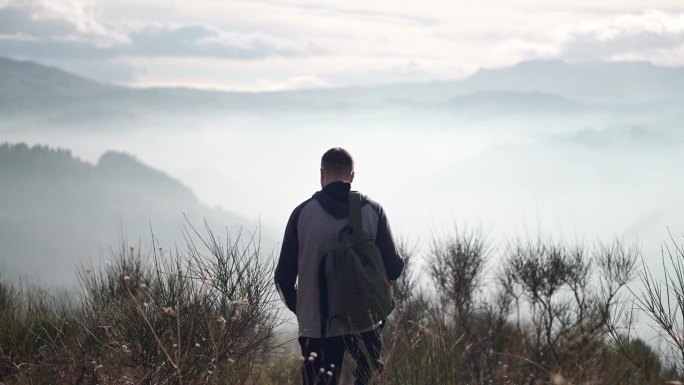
[2,57,683,131]
[2,57,683,287]
[457,61,684,103]
[0,143,254,286]
[0,57,119,98]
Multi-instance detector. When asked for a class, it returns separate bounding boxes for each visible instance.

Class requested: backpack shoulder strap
[348,191,363,242]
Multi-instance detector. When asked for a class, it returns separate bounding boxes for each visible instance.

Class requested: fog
[2,118,677,262]
[4,118,491,235]
[2,58,684,288]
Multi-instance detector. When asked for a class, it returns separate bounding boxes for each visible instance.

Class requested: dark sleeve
[371,202,405,281]
[274,202,306,313]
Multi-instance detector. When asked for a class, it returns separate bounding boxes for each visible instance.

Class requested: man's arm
[274,205,303,313]
[373,204,405,281]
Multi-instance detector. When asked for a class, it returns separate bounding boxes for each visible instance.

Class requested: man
[275,147,404,385]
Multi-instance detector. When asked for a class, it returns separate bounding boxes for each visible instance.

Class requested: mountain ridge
[0,142,254,286]
[1,56,683,132]
[3,56,683,102]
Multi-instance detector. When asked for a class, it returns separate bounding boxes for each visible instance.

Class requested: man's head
[320,147,354,187]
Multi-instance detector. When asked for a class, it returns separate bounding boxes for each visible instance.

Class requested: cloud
[250,75,332,91]
[0,0,323,60]
[560,10,684,60]
[326,60,435,87]
[259,1,441,26]
[498,10,684,64]
[128,24,323,59]
[0,0,128,45]
[4,0,684,90]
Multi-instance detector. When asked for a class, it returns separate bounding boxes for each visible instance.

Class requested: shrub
[630,232,684,379]
[0,223,282,385]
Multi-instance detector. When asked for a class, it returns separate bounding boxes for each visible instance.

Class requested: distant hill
[445,91,589,114]
[457,61,684,103]
[0,143,253,286]
[1,57,683,131]
[0,57,119,98]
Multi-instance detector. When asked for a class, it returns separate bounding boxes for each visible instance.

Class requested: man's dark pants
[298,326,383,385]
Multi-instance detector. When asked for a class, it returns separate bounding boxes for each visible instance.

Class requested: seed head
[551,373,567,385]
[231,298,249,306]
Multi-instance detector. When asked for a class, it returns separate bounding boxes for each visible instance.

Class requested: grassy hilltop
[2,222,684,384]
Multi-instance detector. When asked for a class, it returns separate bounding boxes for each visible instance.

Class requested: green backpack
[318,191,394,337]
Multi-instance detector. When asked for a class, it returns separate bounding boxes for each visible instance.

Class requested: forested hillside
[0,143,252,286]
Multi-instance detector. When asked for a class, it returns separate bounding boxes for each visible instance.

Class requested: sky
[2,0,684,91]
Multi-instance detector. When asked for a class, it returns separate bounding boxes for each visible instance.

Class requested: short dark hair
[321,147,354,174]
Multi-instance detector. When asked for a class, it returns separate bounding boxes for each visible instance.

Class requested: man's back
[274,147,404,385]
[279,181,400,337]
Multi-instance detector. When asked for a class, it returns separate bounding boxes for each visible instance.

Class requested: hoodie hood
[312,181,366,219]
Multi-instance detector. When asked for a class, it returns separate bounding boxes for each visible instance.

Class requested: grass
[1,223,283,384]
[1,225,683,384]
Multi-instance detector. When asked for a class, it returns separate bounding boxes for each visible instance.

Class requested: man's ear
[320,168,325,187]
[350,171,355,183]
